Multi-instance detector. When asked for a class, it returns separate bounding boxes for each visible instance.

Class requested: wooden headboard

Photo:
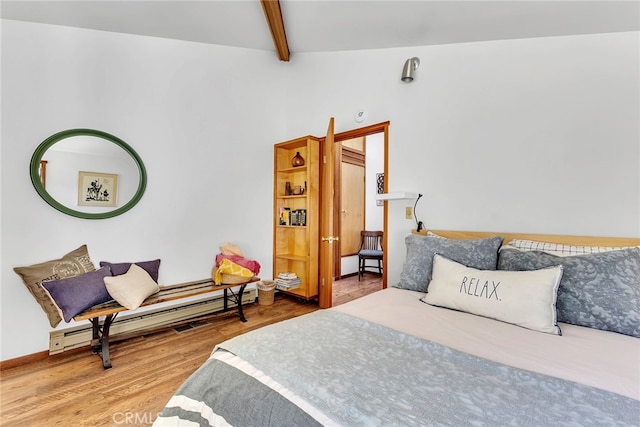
[412,229,640,247]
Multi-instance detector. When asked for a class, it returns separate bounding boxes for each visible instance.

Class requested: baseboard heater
[49,288,256,355]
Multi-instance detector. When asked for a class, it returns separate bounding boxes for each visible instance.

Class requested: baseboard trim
[1,350,51,371]
[1,294,256,370]
[337,272,358,280]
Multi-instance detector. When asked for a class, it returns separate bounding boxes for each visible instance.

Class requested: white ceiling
[2,1,639,59]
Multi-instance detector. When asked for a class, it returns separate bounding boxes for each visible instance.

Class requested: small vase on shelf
[292,152,305,167]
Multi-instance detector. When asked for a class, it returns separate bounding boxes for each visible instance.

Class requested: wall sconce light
[414,193,424,231]
[401,57,420,82]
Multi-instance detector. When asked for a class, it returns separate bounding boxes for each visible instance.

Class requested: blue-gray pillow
[100,259,160,282]
[395,234,504,293]
[498,247,640,337]
[42,266,113,322]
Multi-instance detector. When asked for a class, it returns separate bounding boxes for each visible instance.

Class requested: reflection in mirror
[30,129,147,219]
[43,136,139,214]
[39,160,48,187]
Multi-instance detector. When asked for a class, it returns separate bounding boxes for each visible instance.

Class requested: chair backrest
[360,230,383,251]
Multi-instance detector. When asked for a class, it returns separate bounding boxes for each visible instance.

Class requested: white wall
[282,32,640,284]
[2,20,638,360]
[365,133,385,232]
[1,20,287,360]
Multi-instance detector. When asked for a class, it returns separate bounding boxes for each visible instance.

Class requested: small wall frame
[77,171,119,207]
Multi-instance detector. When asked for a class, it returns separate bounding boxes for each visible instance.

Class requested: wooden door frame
[327,121,390,290]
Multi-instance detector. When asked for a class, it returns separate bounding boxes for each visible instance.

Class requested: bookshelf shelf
[277,195,307,199]
[275,254,308,262]
[273,136,320,300]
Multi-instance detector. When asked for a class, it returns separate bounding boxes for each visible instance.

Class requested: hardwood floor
[0,294,318,427]
[0,277,380,426]
[332,273,383,306]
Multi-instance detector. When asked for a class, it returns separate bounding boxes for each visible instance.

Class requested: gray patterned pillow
[498,247,640,337]
[395,234,504,293]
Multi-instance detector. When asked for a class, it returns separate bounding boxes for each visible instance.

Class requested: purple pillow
[99,259,160,282]
[42,267,113,322]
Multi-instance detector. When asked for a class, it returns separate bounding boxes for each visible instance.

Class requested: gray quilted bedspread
[158,310,639,426]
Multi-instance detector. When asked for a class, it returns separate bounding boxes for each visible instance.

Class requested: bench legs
[87,283,248,369]
[90,313,117,370]
[223,283,248,322]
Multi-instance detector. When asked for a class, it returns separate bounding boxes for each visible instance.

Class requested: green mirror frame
[30,128,147,219]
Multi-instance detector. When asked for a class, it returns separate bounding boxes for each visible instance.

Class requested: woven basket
[257,280,276,306]
[212,267,254,285]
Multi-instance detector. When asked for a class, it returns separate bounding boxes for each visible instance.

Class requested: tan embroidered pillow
[14,245,96,327]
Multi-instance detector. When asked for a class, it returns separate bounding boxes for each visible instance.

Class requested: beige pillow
[14,245,96,327]
[422,254,563,335]
[220,242,243,256]
[104,264,160,310]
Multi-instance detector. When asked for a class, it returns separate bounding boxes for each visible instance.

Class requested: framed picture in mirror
[78,171,118,207]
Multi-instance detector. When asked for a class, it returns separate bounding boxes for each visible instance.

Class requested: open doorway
[330,125,387,306]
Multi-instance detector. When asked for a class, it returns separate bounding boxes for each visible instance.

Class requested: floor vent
[174,320,210,333]
[49,288,255,354]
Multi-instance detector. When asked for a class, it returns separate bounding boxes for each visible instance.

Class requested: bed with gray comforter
[154,232,640,426]
[154,309,639,426]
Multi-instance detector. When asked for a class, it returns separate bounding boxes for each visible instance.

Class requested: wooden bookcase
[273,136,321,300]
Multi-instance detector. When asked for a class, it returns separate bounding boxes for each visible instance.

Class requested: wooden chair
[358,230,383,281]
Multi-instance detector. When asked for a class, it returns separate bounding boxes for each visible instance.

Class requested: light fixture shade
[401,57,420,82]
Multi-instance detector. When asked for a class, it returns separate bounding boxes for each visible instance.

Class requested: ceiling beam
[260,0,290,61]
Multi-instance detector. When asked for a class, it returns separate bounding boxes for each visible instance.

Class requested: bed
[153,231,640,426]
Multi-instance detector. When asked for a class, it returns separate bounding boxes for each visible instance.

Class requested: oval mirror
[30,129,147,219]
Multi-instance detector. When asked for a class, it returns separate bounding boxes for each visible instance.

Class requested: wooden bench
[74,277,259,369]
